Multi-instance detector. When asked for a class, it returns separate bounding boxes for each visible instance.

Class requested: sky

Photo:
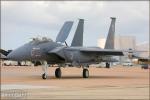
[1,1,149,50]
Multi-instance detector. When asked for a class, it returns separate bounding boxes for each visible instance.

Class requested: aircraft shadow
[28,75,141,80]
[53,76,139,79]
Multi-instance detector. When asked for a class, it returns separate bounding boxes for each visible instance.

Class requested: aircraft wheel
[106,63,110,68]
[83,69,89,78]
[55,68,61,78]
[42,73,47,79]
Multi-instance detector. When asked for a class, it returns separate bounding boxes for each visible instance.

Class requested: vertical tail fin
[104,17,116,49]
[71,19,84,46]
[56,21,73,43]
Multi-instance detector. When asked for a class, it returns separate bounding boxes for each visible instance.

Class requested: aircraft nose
[7,46,32,61]
[7,51,16,60]
[7,49,23,61]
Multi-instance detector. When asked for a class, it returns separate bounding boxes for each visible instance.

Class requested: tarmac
[1,65,150,99]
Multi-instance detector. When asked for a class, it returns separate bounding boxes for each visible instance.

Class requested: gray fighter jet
[7,17,124,79]
[127,49,150,64]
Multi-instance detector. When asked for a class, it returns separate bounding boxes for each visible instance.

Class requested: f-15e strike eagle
[7,17,124,79]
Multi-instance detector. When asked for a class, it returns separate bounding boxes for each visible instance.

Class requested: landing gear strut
[83,69,89,78]
[55,68,62,78]
[41,61,48,79]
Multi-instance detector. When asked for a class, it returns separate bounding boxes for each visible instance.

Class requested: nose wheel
[42,73,47,79]
[55,68,62,78]
[83,69,89,78]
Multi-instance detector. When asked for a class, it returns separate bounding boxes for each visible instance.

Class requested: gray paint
[71,19,84,46]
[56,21,73,43]
[105,17,116,49]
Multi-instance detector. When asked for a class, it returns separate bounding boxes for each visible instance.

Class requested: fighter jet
[127,49,150,64]
[7,17,124,79]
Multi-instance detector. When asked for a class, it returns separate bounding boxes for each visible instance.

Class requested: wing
[66,47,124,56]
[80,49,124,56]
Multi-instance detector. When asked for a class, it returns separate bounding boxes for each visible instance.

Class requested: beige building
[136,42,149,57]
[115,36,136,50]
[97,38,106,48]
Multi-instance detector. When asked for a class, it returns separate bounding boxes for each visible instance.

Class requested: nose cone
[7,42,33,61]
[7,50,17,60]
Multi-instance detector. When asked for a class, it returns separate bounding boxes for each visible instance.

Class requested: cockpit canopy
[30,37,53,44]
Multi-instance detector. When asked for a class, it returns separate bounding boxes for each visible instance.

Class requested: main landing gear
[41,62,90,79]
[42,73,47,79]
[83,69,89,78]
[55,68,62,78]
[54,67,89,78]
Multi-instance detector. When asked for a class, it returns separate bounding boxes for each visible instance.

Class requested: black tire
[83,69,89,78]
[55,68,61,78]
[106,63,110,68]
[42,73,47,79]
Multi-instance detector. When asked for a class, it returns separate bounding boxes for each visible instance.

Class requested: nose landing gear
[55,68,62,78]
[42,73,47,79]
[41,61,48,79]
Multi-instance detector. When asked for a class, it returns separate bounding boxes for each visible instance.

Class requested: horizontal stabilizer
[56,21,73,43]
